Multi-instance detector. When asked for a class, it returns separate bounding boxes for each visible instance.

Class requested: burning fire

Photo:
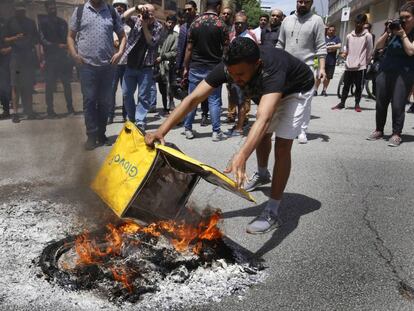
[74,213,222,291]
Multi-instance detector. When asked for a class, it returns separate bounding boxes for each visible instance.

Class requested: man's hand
[224,152,248,189]
[14,33,24,41]
[110,51,123,65]
[0,47,12,55]
[318,68,326,81]
[144,131,165,148]
[155,56,161,64]
[73,54,84,65]
[394,27,406,38]
[182,67,189,80]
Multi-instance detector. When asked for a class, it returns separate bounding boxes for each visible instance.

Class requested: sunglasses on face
[184,8,192,12]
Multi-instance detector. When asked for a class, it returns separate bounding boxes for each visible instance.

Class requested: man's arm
[145,80,215,146]
[314,18,327,80]
[366,33,374,62]
[67,30,83,65]
[111,31,126,64]
[182,42,193,78]
[225,92,282,187]
[275,21,285,49]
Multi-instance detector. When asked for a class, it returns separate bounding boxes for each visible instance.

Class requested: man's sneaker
[212,131,225,142]
[246,209,280,234]
[332,103,345,110]
[84,136,97,151]
[185,129,195,139]
[355,105,362,112]
[96,135,112,147]
[225,127,243,137]
[313,90,318,96]
[148,107,157,113]
[388,134,402,147]
[244,171,271,192]
[298,132,308,144]
[47,111,58,118]
[407,103,414,113]
[321,90,327,97]
[12,114,20,123]
[366,130,383,141]
[0,111,11,119]
[200,115,209,127]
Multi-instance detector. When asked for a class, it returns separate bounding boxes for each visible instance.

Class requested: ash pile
[40,212,265,310]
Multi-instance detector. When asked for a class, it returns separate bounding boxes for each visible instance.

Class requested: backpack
[76,3,118,31]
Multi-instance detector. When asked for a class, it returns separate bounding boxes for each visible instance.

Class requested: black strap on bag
[76,4,118,31]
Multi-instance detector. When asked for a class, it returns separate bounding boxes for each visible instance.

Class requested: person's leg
[207,70,223,135]
[58,61,74,113]
[390,72,412,137]
[374,72,393,133]
[21,67,35,117]
[135,67,153,128]
[338,70,353,108]
[158,80,168,111]
[109,65,123,121]
[79,64,100,144]
[323,79,331,92]
[354,70,364,110]
[96,65,114,141]
[122,67,138,122]
[183,68,200,132]
[314,77,321,93]
[226,84,237,122]
[118,65,127,120]
[149,80,157,112]
[45,59,57,115]
[201,100,209,117]
[270,137,293,201]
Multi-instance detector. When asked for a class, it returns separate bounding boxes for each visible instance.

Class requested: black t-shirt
[188,12,229,70]
[127,30,148,69]
[205,46,314,100]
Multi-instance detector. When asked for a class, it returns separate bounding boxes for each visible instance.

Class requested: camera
[142,10,150,20]
[388,18,404,31]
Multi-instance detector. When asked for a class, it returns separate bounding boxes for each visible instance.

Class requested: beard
[297,7,310,16]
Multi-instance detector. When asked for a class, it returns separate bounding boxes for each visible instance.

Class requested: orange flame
[110,266,134,292]
[73,212,222,290]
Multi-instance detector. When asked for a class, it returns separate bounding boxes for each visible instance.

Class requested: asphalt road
[1,66,414,310]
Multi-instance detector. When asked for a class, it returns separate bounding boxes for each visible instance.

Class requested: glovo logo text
[109,154,138,178]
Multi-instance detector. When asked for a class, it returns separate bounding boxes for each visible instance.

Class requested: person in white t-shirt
[253,13,269,44]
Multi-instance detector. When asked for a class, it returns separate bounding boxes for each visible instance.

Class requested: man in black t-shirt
[145,38,314,234]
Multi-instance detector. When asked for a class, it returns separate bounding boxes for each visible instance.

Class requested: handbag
[365,60,380,80]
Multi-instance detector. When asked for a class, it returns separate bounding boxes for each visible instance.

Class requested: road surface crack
[361,190,414,301]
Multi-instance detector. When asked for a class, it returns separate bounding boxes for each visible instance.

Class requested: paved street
[1,67,414,310]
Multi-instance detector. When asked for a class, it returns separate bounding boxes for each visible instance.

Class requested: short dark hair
[166,15,177,23]
[206,0,221,9]
[355,14,367,24]
[186,0,197,9]
[44,0,56,7]
[328,24,335,29]
[223,37,260,66]
[260,13,269,20]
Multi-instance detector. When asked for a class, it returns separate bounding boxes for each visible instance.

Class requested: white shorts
[266,88,313,139]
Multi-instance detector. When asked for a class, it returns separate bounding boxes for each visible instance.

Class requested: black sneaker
[313,90,318,96]
[97,135,112,147]
[331,103,345,110]
[26,113,38,120]
[200,115,209,127]
[321,90,327,97]
[12,114,20,123]
[84,136,97,151]
[0,111,10,119]
[47,111,58,118]
[407,103,414,114]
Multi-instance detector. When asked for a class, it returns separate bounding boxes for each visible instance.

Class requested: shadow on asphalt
[306,132,330,142]
[221,192,321,258]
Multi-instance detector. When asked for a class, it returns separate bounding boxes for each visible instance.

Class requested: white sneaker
[298,132,308,144]
[244,171,271,192]
[212,131,225,142]
[246,209,280,234]
[185,129,194,139]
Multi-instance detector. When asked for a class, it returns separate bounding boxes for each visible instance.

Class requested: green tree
[235,0,268,28]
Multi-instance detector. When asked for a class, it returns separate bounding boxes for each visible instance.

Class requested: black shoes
[84,136,97,151]
[200,115,209,127]
[12,114,20,123]
[321,90,327,97]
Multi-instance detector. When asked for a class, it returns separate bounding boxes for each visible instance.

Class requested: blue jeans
[184,67,222,132]
[122,66,153,126]
[79,64,114,138]
[109,64,126,119]
[150,80,157,110]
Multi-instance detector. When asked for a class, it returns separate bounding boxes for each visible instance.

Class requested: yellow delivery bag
[91,122,254,223]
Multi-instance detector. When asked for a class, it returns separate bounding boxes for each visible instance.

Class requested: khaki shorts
[266,88,313,139]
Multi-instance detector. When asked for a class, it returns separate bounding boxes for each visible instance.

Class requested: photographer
[367,3,414,147]
[119,4,163,130]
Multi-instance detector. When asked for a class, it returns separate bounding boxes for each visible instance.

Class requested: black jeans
[341,70,365,106]
[45,57,73,113]
[375,70,414,135]
[0,65,10,114]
